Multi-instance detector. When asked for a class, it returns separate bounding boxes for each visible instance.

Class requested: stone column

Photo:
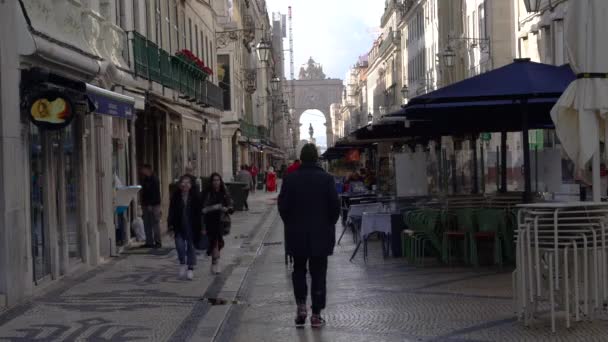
[0,0,33,307]
[221,124,238,181]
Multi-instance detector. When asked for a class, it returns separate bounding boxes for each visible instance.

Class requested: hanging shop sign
[28,90,74,130]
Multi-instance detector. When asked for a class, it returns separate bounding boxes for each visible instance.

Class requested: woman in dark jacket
[167,175,202,280]
[202,172,233,275]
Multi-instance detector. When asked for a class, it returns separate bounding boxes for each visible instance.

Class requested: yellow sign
[28,91,73,129]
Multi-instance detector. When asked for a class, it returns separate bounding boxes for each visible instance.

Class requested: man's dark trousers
[292,256,328,314]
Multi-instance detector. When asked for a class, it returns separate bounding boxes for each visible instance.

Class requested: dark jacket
[278,162,340,257]
[167,189,202,235]
[202,186,234,231]
[141,175,161,206]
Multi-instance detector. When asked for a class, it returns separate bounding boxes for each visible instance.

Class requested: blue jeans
[175,233,196,269]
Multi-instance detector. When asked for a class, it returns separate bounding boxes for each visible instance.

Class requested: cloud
[266,0,384,79]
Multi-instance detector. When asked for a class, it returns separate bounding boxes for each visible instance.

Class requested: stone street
[2,192,608,341]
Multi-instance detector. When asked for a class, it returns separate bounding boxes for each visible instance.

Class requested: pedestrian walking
[266,166,277,192]
[235,165,254,211]
[278,143,340,328]
[140,164,162,248]
[183,165,203,249]
[202,173,234,275]
[167,176,202,280]
[250,164,259,192]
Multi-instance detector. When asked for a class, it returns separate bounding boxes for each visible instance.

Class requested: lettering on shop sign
[88,92,134,119]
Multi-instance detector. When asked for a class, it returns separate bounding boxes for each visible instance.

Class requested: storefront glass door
[30,125,50,283]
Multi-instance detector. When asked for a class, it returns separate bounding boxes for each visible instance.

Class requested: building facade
[0,0,225,308]
[366,0,406,122]
[216,0,286,179]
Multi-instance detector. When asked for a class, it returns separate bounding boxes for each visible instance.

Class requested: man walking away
[235,165,253,211]
[140,164,162,248]
[278,144,340,328]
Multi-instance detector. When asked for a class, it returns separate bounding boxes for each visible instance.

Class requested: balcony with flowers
[131,32,223,110]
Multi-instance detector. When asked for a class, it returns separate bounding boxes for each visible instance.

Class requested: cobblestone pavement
[0,190,279,342]
[216,216,608,342]
[4,191,608,342]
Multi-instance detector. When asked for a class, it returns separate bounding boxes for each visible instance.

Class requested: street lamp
[400,85,408,98]
[443,46,456,68]
[270,76,281,92]
[256,40,272,64]
[523,0,542,13]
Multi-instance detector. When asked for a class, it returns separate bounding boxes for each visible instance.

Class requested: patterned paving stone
[0,193,278,342]
[216,218,608,342]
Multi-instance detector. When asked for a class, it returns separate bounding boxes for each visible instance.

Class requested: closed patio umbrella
[551,0,608,201]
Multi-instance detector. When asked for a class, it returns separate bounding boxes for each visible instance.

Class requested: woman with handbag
[202,172,234,274]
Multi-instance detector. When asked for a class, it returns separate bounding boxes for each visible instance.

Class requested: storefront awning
[86,84,135,119]
[150,99,204,131]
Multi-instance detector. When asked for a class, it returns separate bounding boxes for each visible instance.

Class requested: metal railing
[378,31,401,57]
[130,31,223,110]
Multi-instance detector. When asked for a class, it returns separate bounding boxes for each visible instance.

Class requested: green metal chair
[403,209,443,265]
[469,208,505,268]
[442,208,476,265]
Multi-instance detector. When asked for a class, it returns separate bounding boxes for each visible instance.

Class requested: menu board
[394,152,428,197]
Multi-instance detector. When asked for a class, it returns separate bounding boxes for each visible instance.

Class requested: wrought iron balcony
[239,120,270,140]
[378,31,401,57]
[130,32,222,110]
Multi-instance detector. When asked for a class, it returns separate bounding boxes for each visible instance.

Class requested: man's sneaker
[310,314,326,329]
[294,305,307,328]
[186,269,194,280]
[179,265,187,279]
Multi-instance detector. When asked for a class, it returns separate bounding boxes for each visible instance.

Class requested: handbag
[221,212,231,236]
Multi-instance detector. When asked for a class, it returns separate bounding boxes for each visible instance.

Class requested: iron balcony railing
[239,120,270,140]
[378,31,401,57]
[130,31,223,110]
[239,120,258,139]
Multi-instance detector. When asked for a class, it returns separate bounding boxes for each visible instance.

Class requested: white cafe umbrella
[551,0,608,201]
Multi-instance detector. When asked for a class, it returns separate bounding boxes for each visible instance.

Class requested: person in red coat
[286,159,301,175]
[266,167,277,192]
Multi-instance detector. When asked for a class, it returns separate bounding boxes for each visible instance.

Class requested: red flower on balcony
[176,49,213,76]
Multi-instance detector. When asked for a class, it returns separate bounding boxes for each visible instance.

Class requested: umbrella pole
[496,145,500,192]
[593,149,601,201]
[500,131,507,192]
[481,142,485,194]
[472,135,479,194]
[522,100,532,203]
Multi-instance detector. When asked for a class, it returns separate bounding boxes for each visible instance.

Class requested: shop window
[63,123,82,260]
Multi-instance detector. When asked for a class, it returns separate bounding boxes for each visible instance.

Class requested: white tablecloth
[347,203,383,222]
[360,212,392,239]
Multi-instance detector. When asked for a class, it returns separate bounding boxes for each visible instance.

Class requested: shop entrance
[29,122,82,284]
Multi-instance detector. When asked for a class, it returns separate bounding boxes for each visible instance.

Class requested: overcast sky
[265,0,384,80]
